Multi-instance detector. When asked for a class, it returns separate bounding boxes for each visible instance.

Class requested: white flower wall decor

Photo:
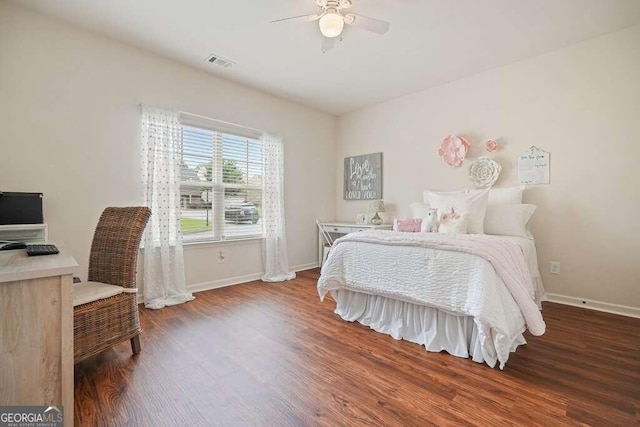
[469,157,501,187]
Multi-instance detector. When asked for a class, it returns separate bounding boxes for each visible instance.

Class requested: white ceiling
[16,0,640,115]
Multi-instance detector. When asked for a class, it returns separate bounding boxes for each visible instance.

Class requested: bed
[317,230,546,369]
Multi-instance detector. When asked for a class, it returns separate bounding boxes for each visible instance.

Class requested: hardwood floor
[74,269,640,426]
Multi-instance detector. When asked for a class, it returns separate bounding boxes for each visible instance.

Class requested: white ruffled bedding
[317,230,546,369]
[497,235,546,307]
[332,289,526,367]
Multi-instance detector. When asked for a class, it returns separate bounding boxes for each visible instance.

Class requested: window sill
[183,236,264,250]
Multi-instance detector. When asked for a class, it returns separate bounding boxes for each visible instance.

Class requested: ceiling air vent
[205,54,234,69]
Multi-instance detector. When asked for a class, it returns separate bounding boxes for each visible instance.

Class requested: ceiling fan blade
[271,14,321,24]
[321,36,335,53]
[344,14,390,34]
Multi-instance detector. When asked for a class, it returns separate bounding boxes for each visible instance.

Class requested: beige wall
[2,1,638,308]
[0,2,336,287]
[336,25,640,308]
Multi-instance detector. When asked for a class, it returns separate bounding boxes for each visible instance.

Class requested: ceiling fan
[271,0,390,53]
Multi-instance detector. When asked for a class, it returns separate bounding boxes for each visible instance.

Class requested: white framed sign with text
[518,146,550,185]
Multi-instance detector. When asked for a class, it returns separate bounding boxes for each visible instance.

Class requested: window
[179,116,264,243]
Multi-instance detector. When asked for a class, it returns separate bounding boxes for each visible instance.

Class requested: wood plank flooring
[74,269,640,426]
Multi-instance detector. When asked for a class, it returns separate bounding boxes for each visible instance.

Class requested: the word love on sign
[344,152,383,200]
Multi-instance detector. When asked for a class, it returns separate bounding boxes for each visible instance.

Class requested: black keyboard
[26,244,59,256]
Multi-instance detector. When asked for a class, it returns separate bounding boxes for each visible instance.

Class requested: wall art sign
[344,152,382,200]
[518,146,550,185]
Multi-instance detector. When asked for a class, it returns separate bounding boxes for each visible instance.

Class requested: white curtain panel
[141,105,195,309]
[261,133,295,282]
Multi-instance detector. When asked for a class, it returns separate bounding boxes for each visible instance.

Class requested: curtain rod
[179,111,265,135]
[139,103,275,138]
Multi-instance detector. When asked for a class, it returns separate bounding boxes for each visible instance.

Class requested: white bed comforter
[317,230,546,367]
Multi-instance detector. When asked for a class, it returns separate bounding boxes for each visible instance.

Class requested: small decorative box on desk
[317,222,392,267]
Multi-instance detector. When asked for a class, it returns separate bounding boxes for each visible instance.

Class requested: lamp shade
[369,200,385,213]
[319,12,344,38]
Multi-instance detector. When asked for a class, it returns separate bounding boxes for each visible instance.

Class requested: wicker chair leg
[131,335,141,355]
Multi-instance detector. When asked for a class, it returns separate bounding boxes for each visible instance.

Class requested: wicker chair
[73,207,151,363]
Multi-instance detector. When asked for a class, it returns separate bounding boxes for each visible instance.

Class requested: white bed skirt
[331,289,526,369]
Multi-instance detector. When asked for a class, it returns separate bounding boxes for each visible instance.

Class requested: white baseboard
[290,262,320,272]
[546,293,640,319]
[186,262,320,294]
[187,272,263,293]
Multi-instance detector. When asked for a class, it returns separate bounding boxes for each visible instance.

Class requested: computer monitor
[0,192,44,225]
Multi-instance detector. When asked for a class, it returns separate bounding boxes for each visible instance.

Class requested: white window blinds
[179,115,264,242]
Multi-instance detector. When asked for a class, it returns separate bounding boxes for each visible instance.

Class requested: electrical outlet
[550,262,561,275]
[218,251,225,263]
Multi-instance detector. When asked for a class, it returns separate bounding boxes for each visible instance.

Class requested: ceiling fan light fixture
[319,12,344,38]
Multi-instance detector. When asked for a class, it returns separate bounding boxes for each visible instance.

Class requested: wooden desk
[0,245,77,427]
[317,222,392,267]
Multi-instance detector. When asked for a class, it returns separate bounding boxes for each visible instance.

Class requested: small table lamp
[369,200,385,225]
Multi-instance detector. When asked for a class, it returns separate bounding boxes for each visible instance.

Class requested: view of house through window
[180,124,264,242]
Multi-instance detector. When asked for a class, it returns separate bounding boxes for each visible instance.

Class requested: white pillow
[410,202,430,219]
[439,212,469,234]
[484,204,536,238]
[423,188,490,234]
[488,186,524,206]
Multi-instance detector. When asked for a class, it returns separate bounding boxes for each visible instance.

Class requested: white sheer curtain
[141,105,195,309]
[261,133,295,282]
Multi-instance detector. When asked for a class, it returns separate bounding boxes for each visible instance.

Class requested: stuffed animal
[438,208,469,234]
[421,208,440,232]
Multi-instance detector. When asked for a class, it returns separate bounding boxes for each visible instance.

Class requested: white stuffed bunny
[421,208,439,232]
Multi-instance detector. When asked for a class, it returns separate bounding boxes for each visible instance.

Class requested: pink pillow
[393,218,422,232]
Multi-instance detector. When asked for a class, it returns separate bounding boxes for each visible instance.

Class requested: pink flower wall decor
[485,139,498,153]
[438,135,470,167]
